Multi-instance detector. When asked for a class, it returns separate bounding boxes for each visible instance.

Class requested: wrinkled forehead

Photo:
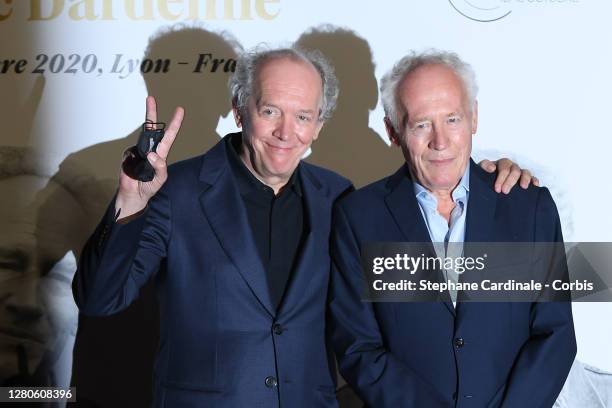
[253,56,323,100]
[398,63,469,108]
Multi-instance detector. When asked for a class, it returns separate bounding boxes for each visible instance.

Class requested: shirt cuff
[115,206,147,224]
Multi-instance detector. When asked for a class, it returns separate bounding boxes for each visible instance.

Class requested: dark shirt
[226,133,305,309]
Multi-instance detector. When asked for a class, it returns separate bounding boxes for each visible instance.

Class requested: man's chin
[422,169,462,187]
[265,162,299,180]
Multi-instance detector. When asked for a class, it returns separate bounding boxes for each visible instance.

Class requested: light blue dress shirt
[413,165,470,305]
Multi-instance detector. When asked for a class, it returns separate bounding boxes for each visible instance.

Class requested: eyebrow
[408,111,463,123]
[258,101,278,108]
[298,109,316,115]
[256,103,316,115]
[406,115,430,125]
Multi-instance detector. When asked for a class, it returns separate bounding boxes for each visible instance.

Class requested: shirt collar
[226,132,302,197]
[413,163,470,207]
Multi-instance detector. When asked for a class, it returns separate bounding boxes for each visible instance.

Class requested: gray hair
[229,45,339,122]
[380,49,478,132]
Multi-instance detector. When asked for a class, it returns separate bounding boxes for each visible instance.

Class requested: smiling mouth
[429,158,454,165]
[265,142,295,153]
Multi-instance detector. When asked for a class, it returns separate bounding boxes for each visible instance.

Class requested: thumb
[147,152,167,177]
[147,151,160,166]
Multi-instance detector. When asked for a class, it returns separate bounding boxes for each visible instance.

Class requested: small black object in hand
[122,120,166,182]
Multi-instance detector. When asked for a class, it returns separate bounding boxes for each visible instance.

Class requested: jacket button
[454,337,465,348]
[265,376,278,388]
[272,323,283,335]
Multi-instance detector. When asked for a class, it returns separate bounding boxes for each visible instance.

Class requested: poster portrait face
[0,173,52,384]
[0,147,81,387]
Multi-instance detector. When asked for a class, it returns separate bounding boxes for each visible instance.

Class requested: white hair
[380,49,478,132]
[229,45,339,122]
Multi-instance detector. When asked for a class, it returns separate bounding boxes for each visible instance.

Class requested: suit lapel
[383,165,455,316]
[198,136,276,317]
[384,165,432,245]
[456,160,498,314]
[464,160,497,243]
[279,165,328,315]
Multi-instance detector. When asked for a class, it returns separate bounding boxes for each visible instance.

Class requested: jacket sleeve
[72,186,171,316]
[328,202,450,407]
[500,187,577,407]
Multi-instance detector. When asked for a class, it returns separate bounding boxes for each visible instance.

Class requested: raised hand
[116,96,184,218]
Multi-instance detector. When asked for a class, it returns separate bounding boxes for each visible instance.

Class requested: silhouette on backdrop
[297,25,403,189]
[38,25,240,408]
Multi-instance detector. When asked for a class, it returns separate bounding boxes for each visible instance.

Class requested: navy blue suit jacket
[73,134,352,408]
[329,160,576,408]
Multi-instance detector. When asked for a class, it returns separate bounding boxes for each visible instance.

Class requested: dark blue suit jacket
[329,160,576,408]
[73,134,352,408]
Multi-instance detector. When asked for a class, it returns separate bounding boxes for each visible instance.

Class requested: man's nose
[272,116,293,141]
[429,124,449,151]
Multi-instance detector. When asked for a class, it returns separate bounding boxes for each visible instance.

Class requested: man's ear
[471,100,478,134]
[312,121,324,141]
[384,117,400,147]
[232,99,243,128]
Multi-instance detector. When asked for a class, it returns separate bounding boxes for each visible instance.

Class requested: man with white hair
[72,46,535,407]
[329,50,576,407]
